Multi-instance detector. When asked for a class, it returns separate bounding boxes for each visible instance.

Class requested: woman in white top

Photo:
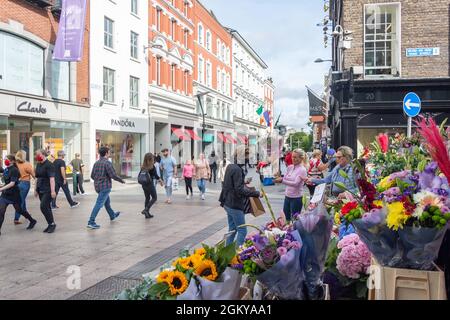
[218,158,231,187]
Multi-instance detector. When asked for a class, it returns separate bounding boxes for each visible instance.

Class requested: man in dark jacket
[219,146,261,246]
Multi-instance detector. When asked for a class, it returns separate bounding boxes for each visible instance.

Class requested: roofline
[226,27,268,69]
[195,0,230,38]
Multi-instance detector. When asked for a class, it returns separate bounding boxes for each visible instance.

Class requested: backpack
[138,169,151,185]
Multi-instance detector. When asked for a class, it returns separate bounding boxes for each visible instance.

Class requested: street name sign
[406,47,440,57]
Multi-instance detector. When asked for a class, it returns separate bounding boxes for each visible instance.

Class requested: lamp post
[195,91,211,153]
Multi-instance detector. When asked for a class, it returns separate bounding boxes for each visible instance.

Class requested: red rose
[341,202,359,216]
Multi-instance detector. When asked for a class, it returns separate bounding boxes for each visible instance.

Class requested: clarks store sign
[17,101,47,115]
[13,97,60,118]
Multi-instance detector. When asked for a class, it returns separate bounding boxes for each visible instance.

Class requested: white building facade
[89,0,149,178]
[228,29,269,163]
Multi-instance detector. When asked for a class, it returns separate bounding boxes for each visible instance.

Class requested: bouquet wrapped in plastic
[232,222,304,300]
[256,230,304,300]
[294,203,333,300]
[351,206,402,267]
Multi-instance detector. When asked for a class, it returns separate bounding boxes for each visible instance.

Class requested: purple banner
[53,0,87,61]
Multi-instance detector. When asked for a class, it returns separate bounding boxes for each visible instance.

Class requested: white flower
[413,191,436,205]
[412,206,424,218]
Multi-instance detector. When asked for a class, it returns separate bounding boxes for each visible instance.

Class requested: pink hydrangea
[336,234,371,279]
[277,246,287,256]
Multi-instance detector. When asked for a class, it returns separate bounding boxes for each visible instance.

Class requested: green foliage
[203,241,236,275]
[287,131,313,152]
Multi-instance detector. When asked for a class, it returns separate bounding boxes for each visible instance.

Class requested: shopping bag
[172,177,179,191]
[249,197,265,217]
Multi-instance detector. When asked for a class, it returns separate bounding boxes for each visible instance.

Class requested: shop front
[91,110,149,178]
[0,93,86,167]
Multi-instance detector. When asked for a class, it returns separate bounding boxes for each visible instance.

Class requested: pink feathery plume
[415,116,450,183]
[376,133,389,153]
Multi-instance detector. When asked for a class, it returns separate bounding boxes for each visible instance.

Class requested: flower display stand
[368,259,447,300]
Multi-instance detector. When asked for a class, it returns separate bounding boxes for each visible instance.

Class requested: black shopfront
[329,70,450,155]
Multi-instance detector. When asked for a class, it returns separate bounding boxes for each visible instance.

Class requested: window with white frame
[171,64,176,90]
[226,48,230,64]
[156,8,162,31]
[131,0,138,15]
[198,24,203,45]
[130,31,138,59]
[206,31,211,51]
[171,19,177,40]
[364,3,400,76]
[226,74,230,95]
[184,29,189,48]
[0,32,45,96]
[129,76,139,108]
[217,69,221,91]
[221,72,225,92]
[216,39,221,56]
[156,57,162,86]
[104,17,114,49]
[206,62,212,87]
[103,67,115,103]
[198,57,204,83]
[184,1,189,16]
[221,44,225,61]
[235,64,239,83]
[184,70,189,93]
[222,105,226,120]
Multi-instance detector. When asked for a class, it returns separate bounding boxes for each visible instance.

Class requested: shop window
[0,31,44,96]
[364,3,400,77]
[103,67,115,103]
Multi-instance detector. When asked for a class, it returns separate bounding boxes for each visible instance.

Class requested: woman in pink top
[182,160,195,200]
[274,149,308,222]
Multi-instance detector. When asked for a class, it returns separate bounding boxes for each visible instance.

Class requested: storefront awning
[237,134,248,144]
[217,133,237,144]
[171,128,191,140]
[185,129,201,141]
[225,134,237,144]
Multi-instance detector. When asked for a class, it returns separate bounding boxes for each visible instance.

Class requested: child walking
[182,160,195,200]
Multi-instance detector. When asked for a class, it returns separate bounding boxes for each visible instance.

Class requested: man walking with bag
[70,153,86,196]
[87,147,125,229]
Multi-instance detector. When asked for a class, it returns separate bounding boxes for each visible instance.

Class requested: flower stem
[260,186,277,225]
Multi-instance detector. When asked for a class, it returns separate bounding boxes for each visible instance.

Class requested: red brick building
[0,0,90,166]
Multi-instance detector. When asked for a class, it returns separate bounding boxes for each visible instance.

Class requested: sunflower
[156,270,172,283]
[166,271,189,295]
[194,247,206,258]
[178,255,202,270]
[230,255,240,265]
[195,259,218,281]
[172,257,183,267]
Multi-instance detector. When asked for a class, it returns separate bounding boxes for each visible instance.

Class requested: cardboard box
[368,259,447,300]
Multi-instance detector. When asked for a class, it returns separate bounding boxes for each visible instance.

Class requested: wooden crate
[368,259,447,300]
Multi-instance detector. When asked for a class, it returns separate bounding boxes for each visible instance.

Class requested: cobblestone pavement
[0,168,286,300]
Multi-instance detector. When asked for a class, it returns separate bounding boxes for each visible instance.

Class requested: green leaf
[339,169,349,179]
[148,282,169,297]
[439,118,448,134]
[334,182,348,191]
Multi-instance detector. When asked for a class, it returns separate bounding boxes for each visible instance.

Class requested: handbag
[172,177,179,191]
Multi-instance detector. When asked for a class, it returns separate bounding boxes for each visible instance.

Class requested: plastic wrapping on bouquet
[352,219,402,267]
[398,225,448,270]
[256,230,305,300]
[294,204,333,300]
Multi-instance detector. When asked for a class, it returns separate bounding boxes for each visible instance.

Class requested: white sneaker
[201,194,205,200]
[186,195,190,200]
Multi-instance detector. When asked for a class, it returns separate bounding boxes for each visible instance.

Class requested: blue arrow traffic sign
[403,92,421,117]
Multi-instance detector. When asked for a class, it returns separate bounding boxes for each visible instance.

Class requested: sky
[201,0,330,130]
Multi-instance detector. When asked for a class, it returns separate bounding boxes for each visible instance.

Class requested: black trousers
[185,177,193,195]
[39,192,54,225]
[209,163,217,183]
[52,182,76,207]
[142,183,157,212]
[0,199,33,232]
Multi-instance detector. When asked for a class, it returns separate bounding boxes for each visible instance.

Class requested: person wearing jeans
[14,150,34,224]
[87,147,125,229]
[70,153,85,196]
[194,153,210,200]
[219,146,261,247]
[160,148,177,204]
